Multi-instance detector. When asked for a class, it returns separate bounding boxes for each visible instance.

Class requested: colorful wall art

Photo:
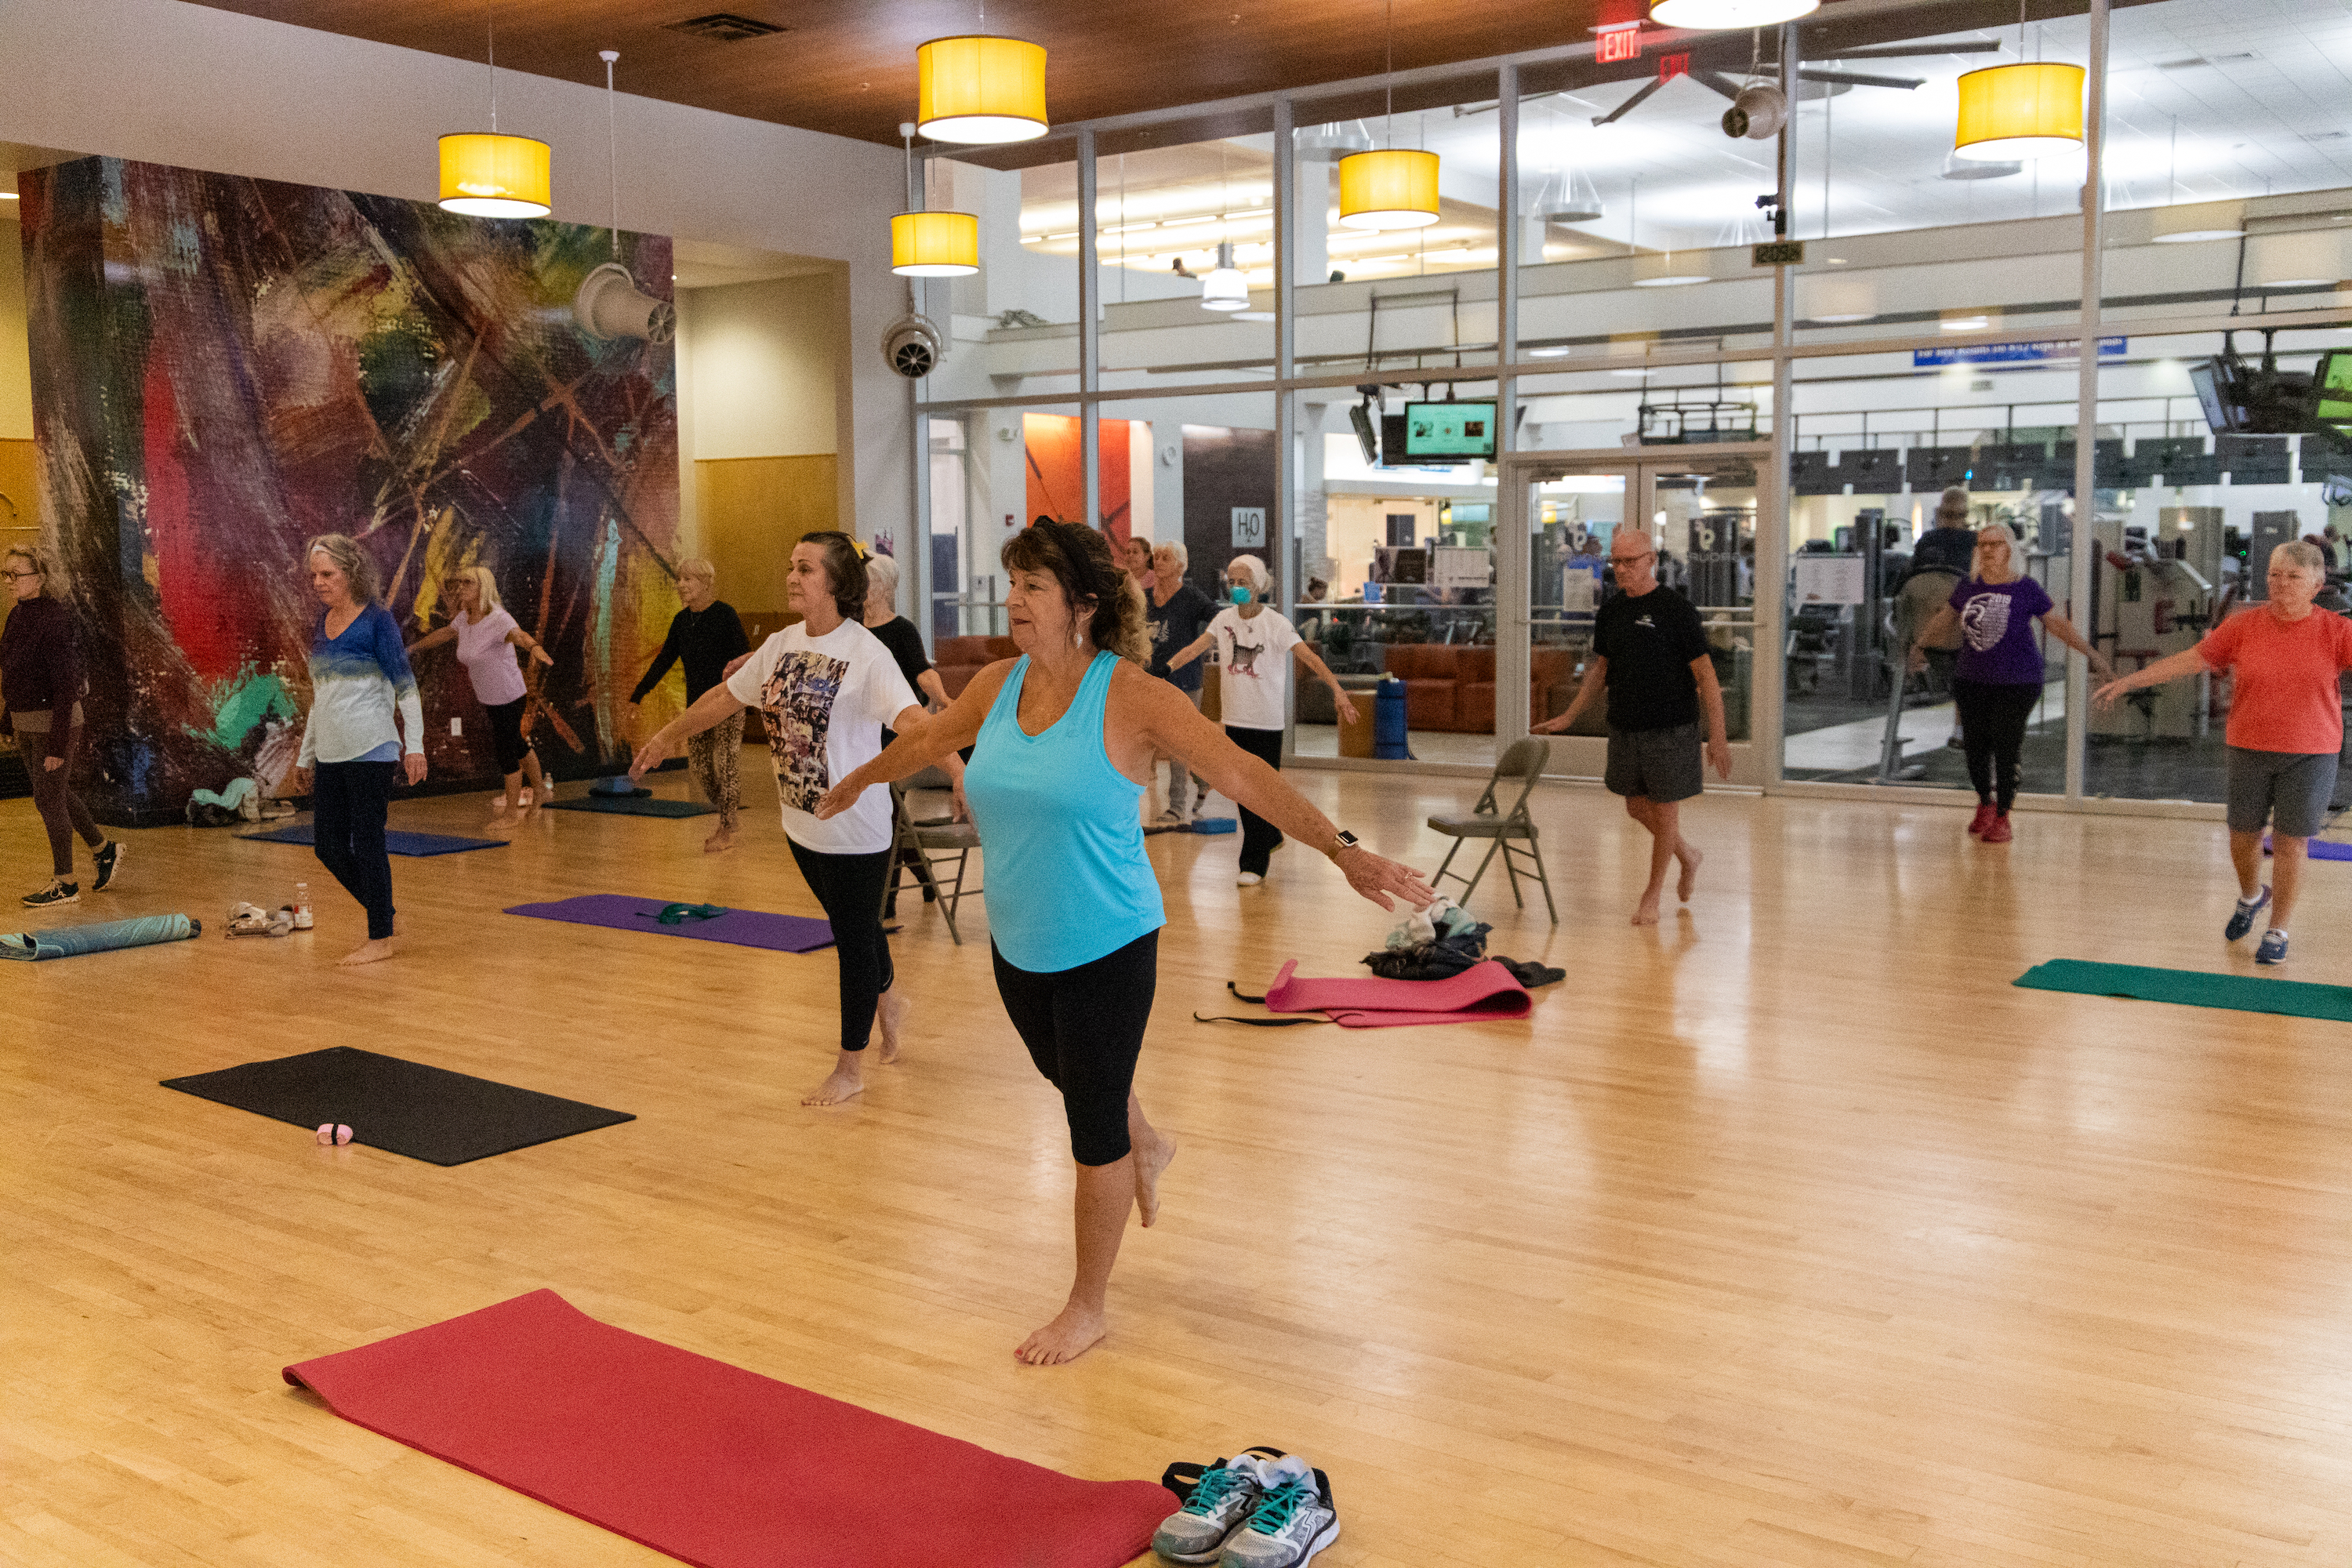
[18,156,681,820]
[1022,413,1131,543]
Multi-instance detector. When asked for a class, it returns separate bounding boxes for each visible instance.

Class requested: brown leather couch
[933,635,1021,698]
[1368,644,1579,733]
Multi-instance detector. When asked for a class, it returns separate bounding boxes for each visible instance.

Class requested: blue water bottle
[1372,677,1409,760]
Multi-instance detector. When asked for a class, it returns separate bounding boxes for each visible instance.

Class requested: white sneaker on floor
[1237,872,1263,886]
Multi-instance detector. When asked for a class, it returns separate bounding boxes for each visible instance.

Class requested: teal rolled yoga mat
[2014,959,2352,1024]
[2,913,201,960]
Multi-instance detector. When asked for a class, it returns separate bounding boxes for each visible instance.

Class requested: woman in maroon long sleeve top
[2,544,120,906]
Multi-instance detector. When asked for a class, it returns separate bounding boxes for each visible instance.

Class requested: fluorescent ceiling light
[1527,347,1573,358]
[1941,316,1991,331]
[1650,0,1821,27]
[1632,274,1710,288]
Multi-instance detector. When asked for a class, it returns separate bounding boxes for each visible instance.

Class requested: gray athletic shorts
[1605,720,1704,804]
[2225,746,2339,838]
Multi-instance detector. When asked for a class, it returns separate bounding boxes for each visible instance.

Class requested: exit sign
[1596,24,1642,64]
[1752,240,1806,267]
[1659,53,1690,82]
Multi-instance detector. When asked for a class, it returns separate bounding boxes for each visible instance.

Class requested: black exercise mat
[542,795,714,818]
[161,1046,635,1165]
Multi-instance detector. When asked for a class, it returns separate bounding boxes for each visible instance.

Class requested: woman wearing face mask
[405,565,553,829]
[812,521,1431,1366]
[1164,554,1359,884]
[628,559,750,852]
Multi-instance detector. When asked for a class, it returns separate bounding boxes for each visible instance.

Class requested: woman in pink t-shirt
[406,566,554,829]
[2096,541,2352,967]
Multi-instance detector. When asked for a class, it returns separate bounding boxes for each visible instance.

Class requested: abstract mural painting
[18,156,681,819]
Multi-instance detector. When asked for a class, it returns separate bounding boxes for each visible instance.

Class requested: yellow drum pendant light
[916,35,1048,143]
[439,133,552,218]
[892,211,981,277]
[1954,61,2084,162]
[1338,148,1439,230]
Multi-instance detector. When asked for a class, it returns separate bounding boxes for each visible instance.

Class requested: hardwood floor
[5,766,2351,1566]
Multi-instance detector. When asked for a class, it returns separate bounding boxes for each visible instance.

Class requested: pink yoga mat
[284,1290,1172,1568]
[1263,958,1532,1028]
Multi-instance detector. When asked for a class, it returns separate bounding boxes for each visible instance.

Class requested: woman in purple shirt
[1908,525,2109,842]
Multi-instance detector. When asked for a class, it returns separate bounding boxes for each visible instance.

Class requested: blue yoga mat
[241,826,507,856]
[2266,837,2352,861]
[2,913,201,960]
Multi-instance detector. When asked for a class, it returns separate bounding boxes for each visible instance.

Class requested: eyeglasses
[2,569,42,581]
[1606,551,1655,566]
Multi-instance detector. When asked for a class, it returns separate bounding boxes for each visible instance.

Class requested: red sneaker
[1968,804,1996,838]
[1981,812,2013,844]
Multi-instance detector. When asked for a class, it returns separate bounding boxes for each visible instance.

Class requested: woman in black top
[860,554,967,818]
[1145,539,1218,827]
[3,544,122,906]
[628,557,750,851]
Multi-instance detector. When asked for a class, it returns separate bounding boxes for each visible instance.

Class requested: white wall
[0,0,910,543]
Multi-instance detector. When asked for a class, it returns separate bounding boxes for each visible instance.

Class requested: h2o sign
[1231,507,1267,547]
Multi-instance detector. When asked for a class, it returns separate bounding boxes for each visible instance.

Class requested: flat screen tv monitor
[1378,413,1461,466]
[1403,401,1497,459]
[1348,402,1381,466]
[2314,350,2352,430]
[1370,546,1429,586]
[2187,358,2240,433]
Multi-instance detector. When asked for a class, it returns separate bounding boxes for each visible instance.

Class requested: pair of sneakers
[1154,1450,1339,1567]
[2226,885,2288,965]
[1965,803,2013,844]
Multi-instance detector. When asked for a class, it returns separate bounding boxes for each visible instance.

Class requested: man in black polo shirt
[1534,527,1732,924]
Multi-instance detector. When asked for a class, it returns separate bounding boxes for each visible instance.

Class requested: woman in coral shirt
[2096,540,2352,967]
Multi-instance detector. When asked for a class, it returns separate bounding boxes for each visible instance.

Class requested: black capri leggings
[992,930,1159,1167]
[1952,677,2042,814]
[485,696,531,775]
[1225,724,1285,875]
[787,840,895,1054]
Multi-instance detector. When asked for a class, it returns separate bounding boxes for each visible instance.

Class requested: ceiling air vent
[665,13,786,42]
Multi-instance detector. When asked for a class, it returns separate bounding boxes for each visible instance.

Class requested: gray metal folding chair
[880,782,983,944]
[1426,737,1556,923]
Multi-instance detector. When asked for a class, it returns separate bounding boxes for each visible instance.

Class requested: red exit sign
[1659,53,1690,82]
[1596,24,1642,64]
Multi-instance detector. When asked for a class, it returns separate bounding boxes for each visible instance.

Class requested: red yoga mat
[1263,958,1533,1028]
[283,1290,1171,1568]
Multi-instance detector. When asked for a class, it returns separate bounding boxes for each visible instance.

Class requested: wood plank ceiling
[182,0,1619,149]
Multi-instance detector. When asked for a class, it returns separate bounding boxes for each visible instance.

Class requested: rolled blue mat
[1,913,201,961]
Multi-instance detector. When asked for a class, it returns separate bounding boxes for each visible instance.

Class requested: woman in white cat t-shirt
[630,532,932,1108]
[405,565,553,829]
[1167,554,1358,884]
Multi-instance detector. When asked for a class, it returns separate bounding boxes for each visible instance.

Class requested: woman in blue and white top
[817,521,1432,1367]
[289,535,425,967]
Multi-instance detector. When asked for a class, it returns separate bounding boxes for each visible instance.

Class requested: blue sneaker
[2226,887,2272,942]
[1153,1454,1272,1564]
[2256,929,2289,966]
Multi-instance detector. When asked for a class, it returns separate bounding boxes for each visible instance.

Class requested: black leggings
[1225,724,1285,875]
[992,931,1159,1167]
[26,724,104,877]
[788,840,895,1054]
[485,696,531,775]
[312,759,397,940]
[1953,678,2042,814]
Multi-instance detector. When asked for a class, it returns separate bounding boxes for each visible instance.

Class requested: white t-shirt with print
[724,619,920,855]
[1206,605,1301,731]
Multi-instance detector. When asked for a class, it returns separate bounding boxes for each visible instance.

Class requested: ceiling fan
[1589,39,2003,129]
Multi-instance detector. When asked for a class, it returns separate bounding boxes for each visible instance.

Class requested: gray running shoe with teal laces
[1220,1455,1338,1568]
[1153,1453,1272,1564]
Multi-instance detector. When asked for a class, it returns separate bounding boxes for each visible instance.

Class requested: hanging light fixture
[574,51,676,343]
[2149,119,2243,243]
[439,14,550,217]
[1338,0,1441,231]
[891,125,981,277]
[1200,242,1250,310]
[916,5,1047,145]
[1954,1,2083,162]
[1650,0,1818,28]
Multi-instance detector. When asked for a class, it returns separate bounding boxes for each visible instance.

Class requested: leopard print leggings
[688,710,744,831]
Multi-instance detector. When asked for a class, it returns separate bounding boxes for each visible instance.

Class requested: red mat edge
[281,1290,1173,1568]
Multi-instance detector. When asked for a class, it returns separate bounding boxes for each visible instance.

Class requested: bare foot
[702,827,738,855]
[801,1063,866,1106]
[1015,1304,1107,1366]
[488,811,525,831]
[1631,895,1662,927]
[339,936,398,966]
[1677,844,1704,902]
[1133,1135,1177,1228]
[874,989,907,1065]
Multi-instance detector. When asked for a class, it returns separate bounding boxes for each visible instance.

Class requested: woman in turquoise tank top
[818,521,1432,1365]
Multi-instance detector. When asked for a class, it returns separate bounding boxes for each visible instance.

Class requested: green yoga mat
[2015,960,2352,1023]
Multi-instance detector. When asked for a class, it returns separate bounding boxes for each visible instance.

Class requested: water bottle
[293,882,314,930]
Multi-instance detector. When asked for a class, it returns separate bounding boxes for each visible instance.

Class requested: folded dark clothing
[1361,932,1486,982]
[1491,956,1566,989]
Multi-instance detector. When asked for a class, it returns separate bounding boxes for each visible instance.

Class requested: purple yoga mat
[503,895,834,953]
[2264,837,2352,861]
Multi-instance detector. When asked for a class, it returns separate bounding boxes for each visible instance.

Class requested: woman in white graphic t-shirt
[630,532,936,1108]
[1166,554,1359,884]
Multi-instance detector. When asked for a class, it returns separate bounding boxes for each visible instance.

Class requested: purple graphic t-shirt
[1949,575,2056,685]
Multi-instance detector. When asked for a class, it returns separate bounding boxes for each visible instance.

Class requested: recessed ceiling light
[1811,313,1876,324]
[1632,274,1709,288]
[1942,316,1991,332]
[1527,346,1573,358]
